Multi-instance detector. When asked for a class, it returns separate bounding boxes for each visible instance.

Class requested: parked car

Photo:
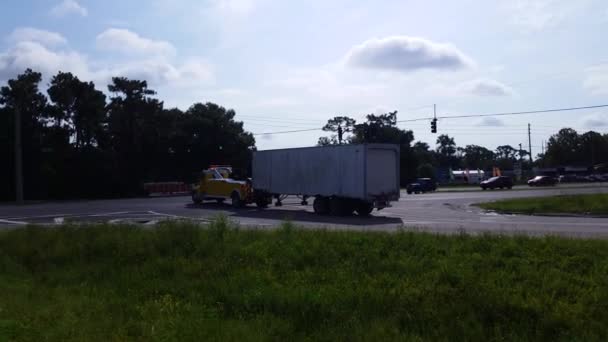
[587,174,608,182]
[406,178,437,194]
[480,176,513,190]
[527,175,557,186]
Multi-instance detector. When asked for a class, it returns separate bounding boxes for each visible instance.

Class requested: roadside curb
[478,209,608,219]
[436,184,608,194]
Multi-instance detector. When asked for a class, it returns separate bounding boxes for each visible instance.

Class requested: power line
[397,104,608,123]
[253,128,322,136]
[253,104,608,136]
[439,104,608,120]
[245,122,319,129]
[242,105,434,126]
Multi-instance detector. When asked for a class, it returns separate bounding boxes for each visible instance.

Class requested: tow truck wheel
[192,192,202,204]
[231,192,242,208]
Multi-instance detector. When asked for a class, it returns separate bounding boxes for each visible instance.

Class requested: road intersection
[2,185,608,237]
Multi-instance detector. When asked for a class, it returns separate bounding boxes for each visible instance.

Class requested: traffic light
[431,118,437,133]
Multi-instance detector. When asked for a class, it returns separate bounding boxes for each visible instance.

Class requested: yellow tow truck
[191,166,271,208]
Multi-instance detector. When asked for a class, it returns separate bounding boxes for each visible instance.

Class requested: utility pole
[14,105,24,204]
[528,123,533,163]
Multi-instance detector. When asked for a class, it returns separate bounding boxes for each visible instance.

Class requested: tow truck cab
[192,166,272,208]
[192,167,251,207]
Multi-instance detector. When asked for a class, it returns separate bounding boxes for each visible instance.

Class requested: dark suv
[480,176,513,190]
[406,178,437,194]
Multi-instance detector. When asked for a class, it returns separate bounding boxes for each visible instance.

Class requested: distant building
[451,170,485,184]
[533,166,592,176]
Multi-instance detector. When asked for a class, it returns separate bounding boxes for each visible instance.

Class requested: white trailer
[252,144,400,215]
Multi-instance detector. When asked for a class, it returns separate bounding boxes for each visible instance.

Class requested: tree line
[2,67,607,201]
[1,69,254,200]
[318,114,608,185]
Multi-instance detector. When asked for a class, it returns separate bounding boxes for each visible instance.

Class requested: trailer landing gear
[274,195,283,207]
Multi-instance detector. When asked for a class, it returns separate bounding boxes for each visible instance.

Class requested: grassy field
[1,218,608,341]
[478,193,608,215]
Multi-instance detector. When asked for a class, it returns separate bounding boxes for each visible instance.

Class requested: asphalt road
[1,185,608,237]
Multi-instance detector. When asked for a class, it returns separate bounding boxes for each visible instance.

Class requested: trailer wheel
[355,202,374,216]
[330,198,353,216]
[313,197,330,215]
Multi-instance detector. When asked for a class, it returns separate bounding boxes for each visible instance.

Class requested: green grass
[478,193,608,215]
[1,218,608,341]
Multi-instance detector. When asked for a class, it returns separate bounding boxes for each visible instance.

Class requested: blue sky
[1,0,608,154]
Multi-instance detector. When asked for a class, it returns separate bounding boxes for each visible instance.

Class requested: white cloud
[0,41,89,81]
[51,0,88,18]
[99,59,214,87]
[372,106,390,116]
[215,0,255,14]
[254,97,297,108]
[274,68,389,103]
[580,113,608,128]
[459,79,513,97]
[8,28,67,47]
[344,36,474,72]
[474,117,506,127]
[96,28,176,57]
[504,0,591,31]
[178,60,215,84]
[584,65,608,95]
[0,33,213,89]
[507,0,558,31]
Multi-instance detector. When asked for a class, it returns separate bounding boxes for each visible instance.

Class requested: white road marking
[8,213,76,220]
[8,211,146,221]
[86,211,132,217]
[147,210,210,222]
[8,212,132,220]
[0,218,27,225]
